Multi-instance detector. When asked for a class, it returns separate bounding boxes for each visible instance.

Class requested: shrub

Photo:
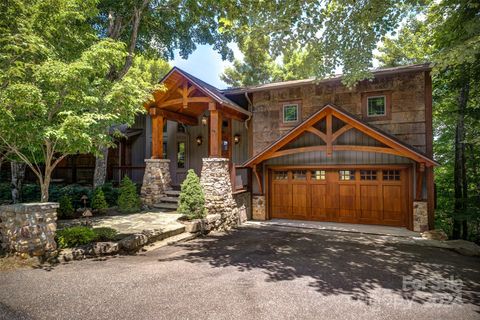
[0,182,11,202]
[56,226,96,248]
[117,176,141,213]
[101,182,119,207]
[93,227,118,241]
[178,169,206,220]
[57,195,75,219]
[92,188,108,213]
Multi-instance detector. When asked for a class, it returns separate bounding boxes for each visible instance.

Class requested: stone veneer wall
[0,203,58,256]
[141,159,171,207]
[413,201,429,232]
[233,191,251,222]
[252,195,266,220]
[200,158,239,230]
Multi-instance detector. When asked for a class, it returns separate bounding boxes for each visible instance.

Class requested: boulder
[421,229,448,241]
[447,240,480,257]
[118,233,148,252]
[92,242,119,255]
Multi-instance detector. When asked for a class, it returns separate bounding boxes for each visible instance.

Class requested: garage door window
[311,170,326,180]
[293,170,307,180]
[383,170,401,181]
[339,170,355,181]
[360,170,377,180]
[274,171,288,180]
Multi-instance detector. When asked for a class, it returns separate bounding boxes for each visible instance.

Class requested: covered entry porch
[140,67,252,224]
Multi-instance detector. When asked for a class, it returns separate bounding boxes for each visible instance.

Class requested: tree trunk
[40,175,50,203]
[10,161,26,203]
[93,147,109,189]
[453,75,469,239]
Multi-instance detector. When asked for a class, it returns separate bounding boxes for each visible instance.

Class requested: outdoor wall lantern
[201,116,208,126]
[196,135,203,145]
[234,134,241,144]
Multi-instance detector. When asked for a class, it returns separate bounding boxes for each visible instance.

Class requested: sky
[171,44,242,90]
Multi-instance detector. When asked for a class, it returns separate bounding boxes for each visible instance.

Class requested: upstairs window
[283,104,299,123]
[367,96,386,117]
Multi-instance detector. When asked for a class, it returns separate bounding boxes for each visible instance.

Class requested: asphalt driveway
[1,225,479,320]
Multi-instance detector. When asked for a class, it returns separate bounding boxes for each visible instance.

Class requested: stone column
[0,203,58,256]
[200,158,238,230]
[413,201,428,232]
[140,159,171,207]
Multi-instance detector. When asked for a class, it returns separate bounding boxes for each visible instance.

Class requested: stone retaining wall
[141,159,171,207]
[0,203,58,256]
[233,191,251,222]
[413,201,428,232]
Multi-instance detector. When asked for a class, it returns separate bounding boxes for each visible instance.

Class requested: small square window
[339,170,355,181]
[383,170,401,181]
[360,170,377,180]
[283,104,298,123]
[367,96,386,117]
[311,170,326,180]
[274,171,288,180]
[292,170,306,180]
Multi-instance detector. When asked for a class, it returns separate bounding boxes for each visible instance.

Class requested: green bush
[56,226,96,248]
[101,182,120,207]
[117,176,141,213]
[92,188,108,213]
[0,182,11,202]
[178,169,206,220]
[57,195,75,219]
[93,227,118,241]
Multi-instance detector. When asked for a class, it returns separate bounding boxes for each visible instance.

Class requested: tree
[117,176,141,213]
[178,169,206,220]
[0,1,154,202]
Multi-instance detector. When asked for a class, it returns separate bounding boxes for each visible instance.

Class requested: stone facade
[252,195,266,220]
[0,203,58,256]
[233,191,251,222]
[413,201,428,232]
[200,158,239,230]
[141,159,171,207]
[251,71,428,155]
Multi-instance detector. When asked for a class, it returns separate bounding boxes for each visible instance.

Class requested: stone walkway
[58,211,184,235]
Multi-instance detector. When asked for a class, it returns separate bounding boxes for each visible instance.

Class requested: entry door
[174,131,188,186]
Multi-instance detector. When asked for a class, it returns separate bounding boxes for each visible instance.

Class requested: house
[33,63,435,232]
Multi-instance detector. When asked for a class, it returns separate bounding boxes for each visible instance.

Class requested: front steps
[153,189,181,211]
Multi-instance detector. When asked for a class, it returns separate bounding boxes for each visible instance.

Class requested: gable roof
[158,67,251,117]
[243,104,438,167]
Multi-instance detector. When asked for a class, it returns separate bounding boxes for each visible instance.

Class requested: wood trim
[305,127,327,143]
[267,164,410,170]
[157,109,198,126]
[151,114,164,159]
[332,124,353,142]
[268,145,403,160]
[415,162,425,200]
[209,107,222,157]
[425,71,434,230]
[253,164,263,195]
[361,90,392,121]
[326,111,333,156]
[158,96,214,108]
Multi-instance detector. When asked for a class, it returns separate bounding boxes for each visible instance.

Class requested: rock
[92,242,119,255]
[71,245,91,260]
[183,220,202,233]
[422,229,448,241]
[118,233,148,251]
[447,240,480,257]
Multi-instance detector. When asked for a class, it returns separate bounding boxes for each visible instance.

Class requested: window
[360,170,377,180]
[311,170,326,180]
[383,170,401,181]
[367,96,386,117]
[283,104,298,123]
[274,171,288,180]
[339,170,355,181]
[177,142,185,168]
[292,170,306,180]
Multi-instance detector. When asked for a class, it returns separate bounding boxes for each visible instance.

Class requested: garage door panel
[271,184,292,218]
[338,185,356,222]
[310,185,328,219]
[359,185,382,221]
[292,184,309,218]
[382,185,403,223]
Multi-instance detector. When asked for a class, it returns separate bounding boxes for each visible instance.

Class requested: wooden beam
[416,162,426,201]
[182,81,188,109]
[326,111,333,156]
[305,127,327,143]
[332,124,353,142]
[155,78,184,105]
[253,164,263,195]
[209,107,222,157]
[218,105,249,121]
[157,96,213,108]
[151,114,164,159]
[157,109,198,126]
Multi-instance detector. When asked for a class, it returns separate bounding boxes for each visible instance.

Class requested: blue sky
[171,44,241,90]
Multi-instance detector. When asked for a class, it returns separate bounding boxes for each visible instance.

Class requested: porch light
[201,116,208,125]
[234,134,240,144]
[196,135,203,145]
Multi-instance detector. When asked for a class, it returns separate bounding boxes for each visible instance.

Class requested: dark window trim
[362,90,392,121]
[280,100,302,127]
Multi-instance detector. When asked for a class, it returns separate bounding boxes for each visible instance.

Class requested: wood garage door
[270,168,408,227]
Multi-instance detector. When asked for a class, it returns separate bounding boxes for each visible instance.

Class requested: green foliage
[56,226,96,248]
[100,182,120,207]
[117,176,141,213]
[93,227,118,242]
[178,169,206,220]
[57,195,75,219]
[91,187,108,213]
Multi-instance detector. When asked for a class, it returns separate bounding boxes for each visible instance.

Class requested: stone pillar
[140,159,171,207]
[252,195,266,220]
[200,158,238,230]
[413,201,428,232]
[0,203,58,256]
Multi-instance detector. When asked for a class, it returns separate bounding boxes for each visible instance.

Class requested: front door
[174,127,188,186]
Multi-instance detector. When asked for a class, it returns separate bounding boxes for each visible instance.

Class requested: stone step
[159,196,179,203]
[153,202,178,211]
[165,190,181,197]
